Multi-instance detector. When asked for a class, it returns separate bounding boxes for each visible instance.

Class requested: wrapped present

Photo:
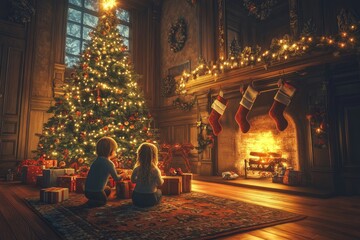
[107,177,116,188]
[40,187,69,203]
[17,159,38,176]
[42,160,58,169]
[116,168,133,180]
[283,170,302,186]
[116,180,134,199]
[6,169,14,181]
[42,168,75,187]
[57,175,76,192]
[77,165,90,177]
[75,176,87,193]
[36,175,44,187]
[272,175,284,183]
[181,173,192,193]
[21,165,44,185]
[161,176,182,195]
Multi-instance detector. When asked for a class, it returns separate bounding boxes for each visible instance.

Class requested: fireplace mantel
[185,51,358,95]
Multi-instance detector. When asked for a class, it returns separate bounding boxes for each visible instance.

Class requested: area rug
[25,192,305,240]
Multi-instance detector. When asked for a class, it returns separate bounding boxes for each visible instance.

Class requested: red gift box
[108,177,115,188]
[42,160,58,168]
[161,176,182,195]
[40,187,69,203]
[75,176,87,193]
[21,165,44,185]
[57,175,76,192]
[17,159,38,175]
[116,180,135,199]
[181,173,192,193]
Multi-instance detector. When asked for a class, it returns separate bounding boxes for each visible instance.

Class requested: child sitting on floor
[131,142,164,207]
[85,137,125,207]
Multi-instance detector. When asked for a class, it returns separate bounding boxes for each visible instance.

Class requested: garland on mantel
[175,19,360,95]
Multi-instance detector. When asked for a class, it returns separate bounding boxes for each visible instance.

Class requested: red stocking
[269,82,296,131]
[209,92,228,136]
[235,86,259,133]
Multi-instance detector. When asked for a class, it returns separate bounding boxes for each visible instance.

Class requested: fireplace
[215,80,306,183]
[235,113,299,178]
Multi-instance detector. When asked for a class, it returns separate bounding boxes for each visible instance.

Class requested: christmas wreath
[243,0,277,20]
[172,96,196,111]
[168,17,187,53]
[195,120,214,154]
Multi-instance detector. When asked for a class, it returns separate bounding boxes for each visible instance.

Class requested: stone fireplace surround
[179,51,359,191]
[158,51,359,193]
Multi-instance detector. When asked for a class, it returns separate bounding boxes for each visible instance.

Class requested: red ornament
[76,111,81,117]
[104,126,108,131]
[130,125,135,129]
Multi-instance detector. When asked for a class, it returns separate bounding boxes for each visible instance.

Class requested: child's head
[136,142,158,167]
[96,137,118,158]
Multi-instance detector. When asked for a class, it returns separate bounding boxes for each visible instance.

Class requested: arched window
[65,0,130,67]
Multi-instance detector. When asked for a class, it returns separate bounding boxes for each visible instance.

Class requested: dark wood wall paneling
[0,21,26,168]
[158,0,360,194]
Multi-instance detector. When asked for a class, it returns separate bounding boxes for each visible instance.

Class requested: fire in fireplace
[235,114,299,178]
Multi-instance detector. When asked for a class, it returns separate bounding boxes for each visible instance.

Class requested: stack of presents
[17,159,193,204]
[272,167,303,186]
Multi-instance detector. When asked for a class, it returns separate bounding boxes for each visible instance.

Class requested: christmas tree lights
[35,1,157,167]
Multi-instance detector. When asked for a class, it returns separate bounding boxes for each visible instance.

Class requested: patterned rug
[25,192,305,240]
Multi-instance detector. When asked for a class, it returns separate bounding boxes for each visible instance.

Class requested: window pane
[67,22,81,37]
[65,55,80,67]
[123,38,129,49]
[84,0,99,11]
[69,0,82,7]
[68,8,82,23]
[84,13,98,28]
[118,24,129,38]
[82,41,89,53]
[66,37,81,55]
[116,9,129,22]
[83,27,93,40]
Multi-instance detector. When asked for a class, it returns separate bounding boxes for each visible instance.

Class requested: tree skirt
[25,192,305,240]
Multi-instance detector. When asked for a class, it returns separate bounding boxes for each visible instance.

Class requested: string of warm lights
[176,23,359,95]
[36,0,157,165]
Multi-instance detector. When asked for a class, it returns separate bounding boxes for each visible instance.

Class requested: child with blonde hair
[131,142,164,207]
[85,137,125,207]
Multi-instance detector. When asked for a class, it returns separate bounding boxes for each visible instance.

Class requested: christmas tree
[35,0,157,167]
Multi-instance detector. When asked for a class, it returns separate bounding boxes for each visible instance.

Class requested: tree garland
[243,0,277,20]
[195,120,214,154]
[168,17,187,53]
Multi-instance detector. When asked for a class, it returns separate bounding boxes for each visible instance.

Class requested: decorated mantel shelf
[184,51,357,95]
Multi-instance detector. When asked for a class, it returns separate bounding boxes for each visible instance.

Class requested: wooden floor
[1,180,360,240]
